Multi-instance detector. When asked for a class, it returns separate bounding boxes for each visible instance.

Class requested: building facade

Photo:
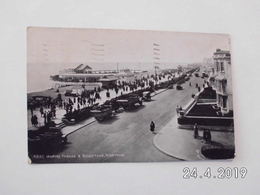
[115,69,135,84]
[212,49,233,115]
[74,64,92,74]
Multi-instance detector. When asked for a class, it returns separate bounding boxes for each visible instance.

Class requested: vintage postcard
[27,27,235,163]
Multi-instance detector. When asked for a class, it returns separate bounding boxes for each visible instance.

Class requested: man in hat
[150,121,155,134]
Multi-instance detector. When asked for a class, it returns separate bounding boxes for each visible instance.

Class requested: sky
[27,27,230,92]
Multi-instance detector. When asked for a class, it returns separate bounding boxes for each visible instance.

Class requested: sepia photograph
[3,0,260,194]
[27,27,234,163]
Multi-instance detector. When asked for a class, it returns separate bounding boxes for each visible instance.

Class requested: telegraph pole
[153,43,160,84]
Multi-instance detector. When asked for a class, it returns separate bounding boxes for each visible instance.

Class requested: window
[222,80,227,93]
[223,96,227,109]
[217,94,221,105]
[216,62,219,71]
[220,62,224,71]
[218,80,221,91]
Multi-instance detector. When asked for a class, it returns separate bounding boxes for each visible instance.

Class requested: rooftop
[75,64,92,71]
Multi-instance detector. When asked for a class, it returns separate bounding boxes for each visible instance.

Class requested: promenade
[27,76,170,135]
[28,70,234,162]
[153,115,234,161]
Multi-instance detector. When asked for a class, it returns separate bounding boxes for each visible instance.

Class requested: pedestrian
[53,109,56,118]
[30,106,33,115]
[69,98,73,105]
[150,121,155,133]
[94,92,98,100]
[33,115,38,127]
[203,129,211,144]
[193,123,199,138]
[106,90,110,98]
[65,104,69,114]
[80,99,83,106]
[47,111,52,123]
[87,98,91,106]
[176,106,179,114]
[43,111,47,125]
[207,130,212,143]
[203,129,207,143]
[31,115,34,126]
[83,98,86,106]
[39,107,44,117]
[189,82,191,87]
[198,86,201,92]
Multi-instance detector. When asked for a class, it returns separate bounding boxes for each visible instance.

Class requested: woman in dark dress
[193,123,199,138]
[150,121,155,133]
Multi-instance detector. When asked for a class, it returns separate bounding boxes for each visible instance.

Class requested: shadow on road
[52,142,71,154]
[96,115,120,124]
[124,105,146,113]
[208,140,224,147]
[153,132,162,134]
[143,99,155,102]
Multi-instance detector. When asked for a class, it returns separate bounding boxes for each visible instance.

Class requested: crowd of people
[30,104,57,127]
[28,71,181,128]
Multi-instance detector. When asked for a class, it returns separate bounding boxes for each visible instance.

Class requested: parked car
[176,85,183,90]
[28,96,52,108]
[28,126,67,153]
[142,91,152,101]
[65,90,72,96]
[91,105,114,121]
[116,94,143,109]
[65,89,81,97]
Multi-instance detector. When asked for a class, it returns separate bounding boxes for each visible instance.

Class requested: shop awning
[215,74,227,81]
[209,73,218,80]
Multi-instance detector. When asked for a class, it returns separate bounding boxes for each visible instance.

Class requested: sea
[27,62,181,93]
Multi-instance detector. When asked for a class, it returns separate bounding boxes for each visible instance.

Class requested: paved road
[33,72,206,163]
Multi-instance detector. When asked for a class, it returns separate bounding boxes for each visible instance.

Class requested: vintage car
[62,105,97,125]
[142,91,152,101]
[168,85,174,89]
[65,89,82,97]
[64,90,73,96]
[155,82,169,90]
[28,95,52,108]
[90,105,114,121]
[202,72,209,78]
[176,85,183,90]
[28,126,67,153]
[116,94,143,109]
